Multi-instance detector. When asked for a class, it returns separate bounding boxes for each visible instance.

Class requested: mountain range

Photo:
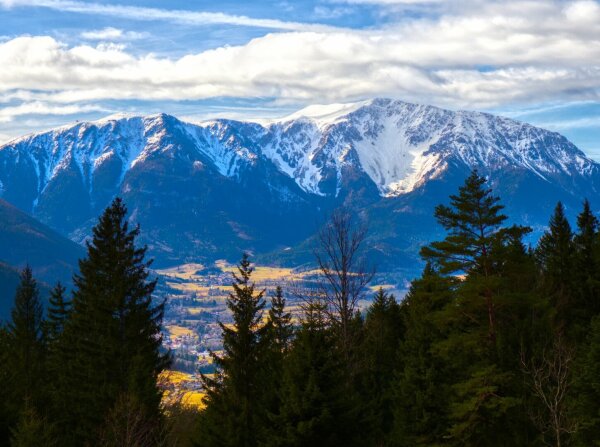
[0,98,598,287]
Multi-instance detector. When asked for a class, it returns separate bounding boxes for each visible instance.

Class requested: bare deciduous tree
[314,208,374,357]
[521,336,577,447]
[99,393,169,447]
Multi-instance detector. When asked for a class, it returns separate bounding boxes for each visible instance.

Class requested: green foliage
[5,267,46,418]
[197,253,271,447]
[266,298,361,447]
[359,288,404,446]
[57,198,168,445]
[10,404,56,447]
[574,316,600,445]
[391,264,454,446]
[44,282,70,343]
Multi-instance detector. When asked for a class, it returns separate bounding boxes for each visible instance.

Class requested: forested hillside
[1,171,599,446]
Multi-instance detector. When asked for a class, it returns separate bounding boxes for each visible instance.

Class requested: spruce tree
[6,267,45,417]
[266,297,359,447]
[44,283,71,429]
[359,288,403,446]
[262,286,294,435]
[44,283,69,343]
[391,264,453,446]
[268,286,293,352]
[573,199,600,327]
[58,198,168,445]
[0,326,13,444]
[197,253,270,447]
[574,315,600,444]
[10,404,56,447]
[536,202,576,333]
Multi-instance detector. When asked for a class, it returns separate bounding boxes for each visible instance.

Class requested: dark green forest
[1,171,600,446]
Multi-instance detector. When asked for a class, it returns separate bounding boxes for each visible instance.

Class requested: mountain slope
[0,98,598,279]
[0,199,83,284]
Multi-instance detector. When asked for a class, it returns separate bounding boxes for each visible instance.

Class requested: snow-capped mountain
[0,98,598,277]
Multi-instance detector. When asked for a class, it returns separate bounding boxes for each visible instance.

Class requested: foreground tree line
[1,171,600,446]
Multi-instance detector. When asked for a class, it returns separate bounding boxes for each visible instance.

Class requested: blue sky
[0,0,599,159]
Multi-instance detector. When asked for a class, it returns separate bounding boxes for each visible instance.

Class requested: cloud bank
[0,0,598,132]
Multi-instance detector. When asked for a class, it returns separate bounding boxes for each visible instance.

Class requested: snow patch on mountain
[0,98,597,208]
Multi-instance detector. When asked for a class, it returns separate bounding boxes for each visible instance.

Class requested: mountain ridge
[0,98,598,280]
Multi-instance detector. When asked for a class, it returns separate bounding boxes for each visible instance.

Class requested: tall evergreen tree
[573,199,600,326]
[536,202,576,333]
[359,288,403,446]
[10,403,56,447]
[5,267,46,416]
[197,253,270,447]
[391,264,454,446]
[45,282,70,343]
[421,170,528,343]
[0,326,13,444]
[419,172,534,445]
[266,297,360,447]
[573,315,600,445]
[58,198,168,446]
[268,286,293,353]
[44,283,71,427]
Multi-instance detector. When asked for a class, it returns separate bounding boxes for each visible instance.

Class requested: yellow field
[157,263,205,280]
[166,325,196,340]
[181,391,206,409]
[160,370,206,410]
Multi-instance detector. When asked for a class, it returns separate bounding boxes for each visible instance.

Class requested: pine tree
[44,283,71,429]
[58,198,168,445]
[0,326,14,444]
[268,286,293,352]
[573,315,600,444]
[573,199,600,327]
[419,172,534,445]
[44,283,70,343]
[262,286,294,436]
[359,288,403,446]
[10,404,56,447]
[391,264,453,446]
[197,253,270,447]
[536,202,576,333]
[5,267,46,416]
[421,170,529,344]
[266,297,360,447]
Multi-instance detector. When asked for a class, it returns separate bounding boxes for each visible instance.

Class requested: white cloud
[539,116,600,130]
[0,0,340,32]
[80,27,147,41]
[0,0,597,116]
[0,101,108,122]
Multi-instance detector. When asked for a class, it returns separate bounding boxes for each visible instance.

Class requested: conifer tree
[262,286,294,434]
[0,326,13,444]
[10,404,56,447]
[268,286,293,352]
[6,267,45,416]
[58,198,168,445]
[421,170,528,343]
[419,172,534,445]
[266,297,360,447]
[573,199,600,325]
[573,315,600,444]
[45,283,70,343]
[44,283,71,428]
[391,264,453,446]
[359,288,403,446]
[197,253,270,447]
[536,202,576,332]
